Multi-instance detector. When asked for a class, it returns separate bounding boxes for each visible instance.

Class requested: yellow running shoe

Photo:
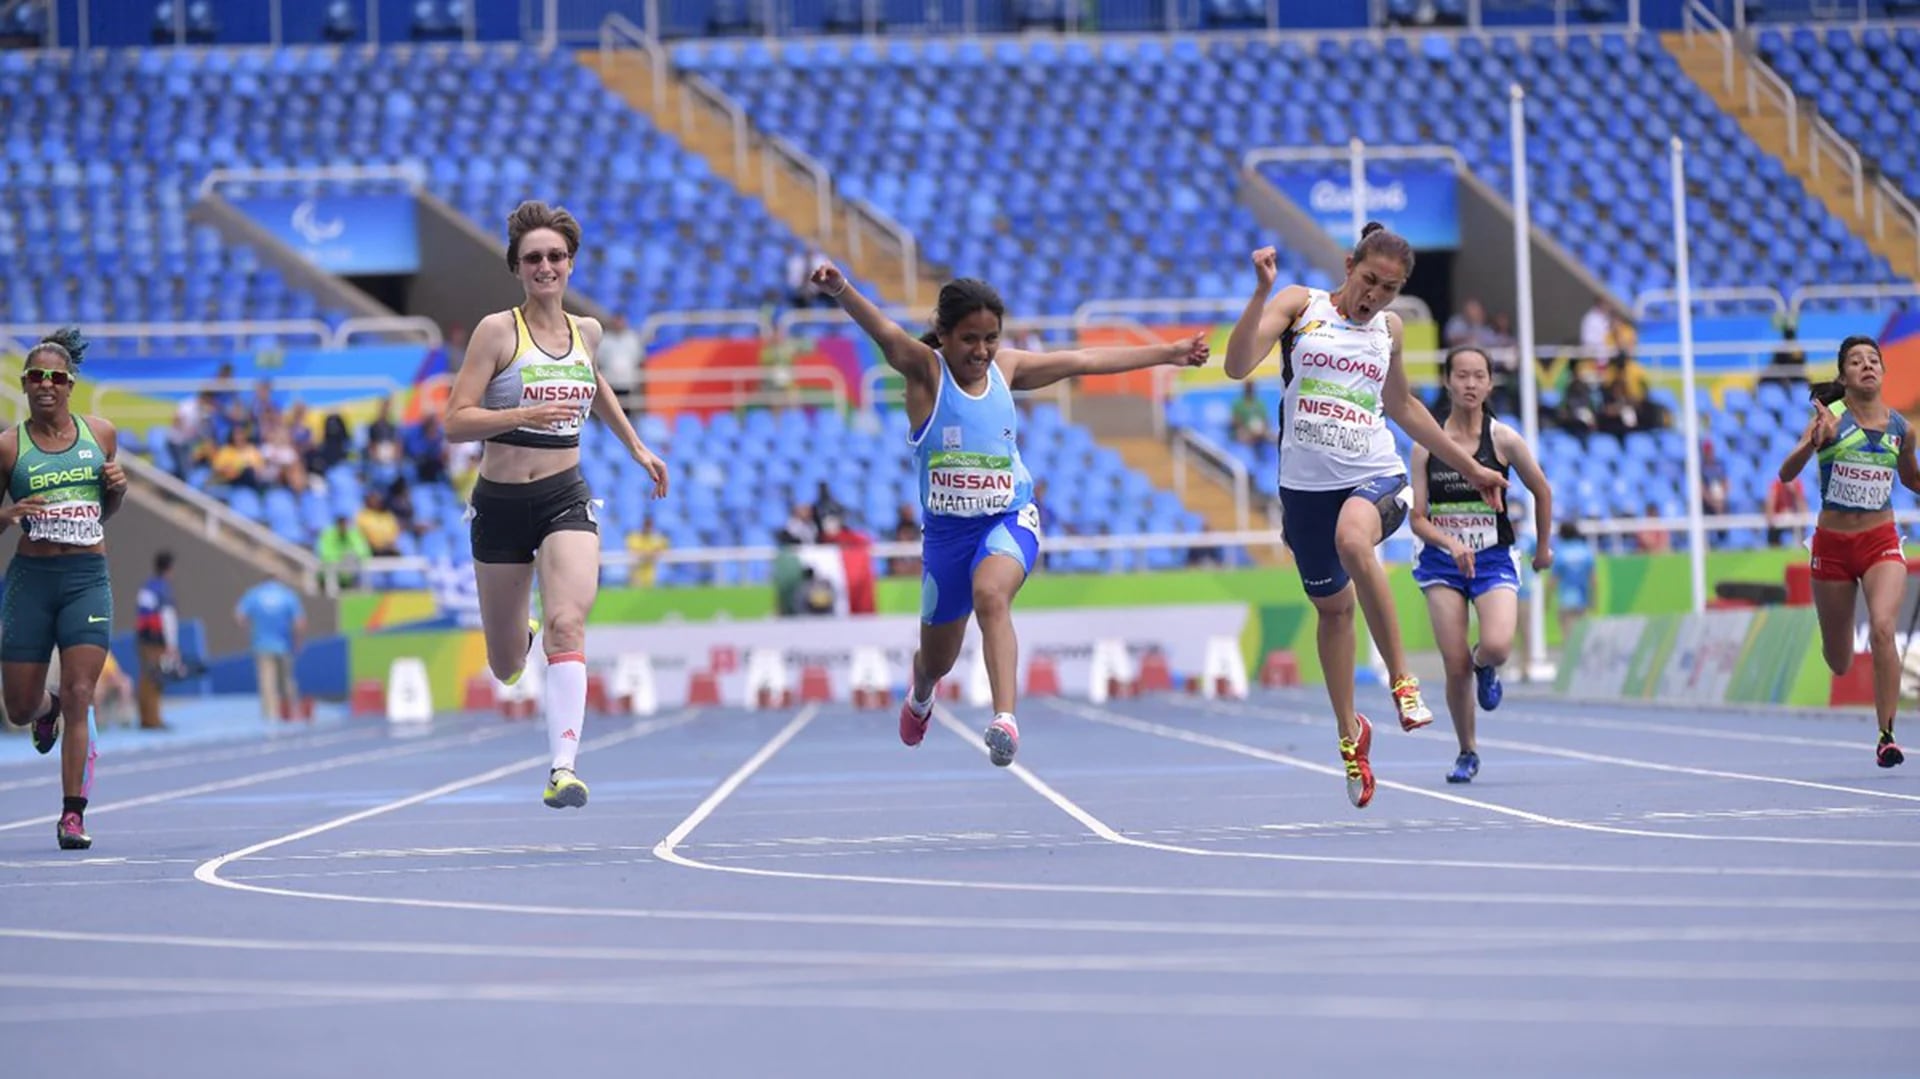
[503,619,540,687]
[543,767,588,809]
[1391,675,1434,732]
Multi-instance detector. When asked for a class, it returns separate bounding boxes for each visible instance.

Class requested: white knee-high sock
[544,652,587,772]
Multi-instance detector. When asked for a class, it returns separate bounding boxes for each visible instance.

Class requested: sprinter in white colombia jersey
[444,200,669,812]
[1223,222,1506,810]
[811,259,1208,768]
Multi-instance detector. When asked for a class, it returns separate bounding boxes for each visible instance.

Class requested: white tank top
[480,307,597,450]
[1277,289,1405,491]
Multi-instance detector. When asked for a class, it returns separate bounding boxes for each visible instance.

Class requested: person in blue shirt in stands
[134,550,178,731]
[236,577,306,722]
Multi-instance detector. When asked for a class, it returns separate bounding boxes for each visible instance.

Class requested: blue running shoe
[1447,751,1480,784]
[1473,662,1503,712]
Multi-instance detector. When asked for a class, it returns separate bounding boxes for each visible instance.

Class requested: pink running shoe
[56,811,90,851]
[899,686,935,747]
[984,716,1019,767]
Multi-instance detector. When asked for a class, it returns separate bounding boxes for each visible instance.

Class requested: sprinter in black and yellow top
[445,201,668,812]
[0,328,128,850]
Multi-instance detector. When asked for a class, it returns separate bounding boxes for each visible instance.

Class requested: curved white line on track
[0,726,385,794]
[193,711,701,891]
[650,703,1920,892]
[0,724,523,834]
[1059,700,1920,849]
[1182,695,1920,803]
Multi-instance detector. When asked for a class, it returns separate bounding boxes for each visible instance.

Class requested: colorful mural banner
[1555,606,1827,706]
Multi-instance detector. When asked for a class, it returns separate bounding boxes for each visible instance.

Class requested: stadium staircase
[1664,31,1920,281]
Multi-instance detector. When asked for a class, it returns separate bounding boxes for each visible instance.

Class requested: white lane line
[192,711,701,892]
[0,725,522,835]
[1,927,1914,984]
[0,972,1909,1028]
[0,727,385,794]
[652,706,819,866]
[1473,733,1920,803]
[1183,694,1918,802]
[1057,699,1920,849]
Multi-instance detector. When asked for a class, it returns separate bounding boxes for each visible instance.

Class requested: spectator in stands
[1553,520,1595,646]
[210,425,266,490]
[597,314,644,407]
[1635,502,1671,554]
[1699,441,1730,517]
[1557,358,1603,436]
[1230,382,1269,448]
[355,492,402,556]
[284,399,315,456]
[249,379,279,431]
[385,476,427,539]
[821,513,878,615]
[778,503,818,546]
[772,531,805,616]
[626,517,668,587]
[446,439,481,504]
[889,504,922,578]
[1763,319,1807,389]
[1597,362,1643,438]
[170,388,217,472]
[235,576,305,722]
[1580,298,1613,363]
[1766,472,1809,547]
[309,413,353,475]
[258,420,309,495]
[365,397,401,466]
[811,481,846,527]
[1444,298,1494,350]
[405,413,447,485]
[315,516,371,589]
[133,552,178,731]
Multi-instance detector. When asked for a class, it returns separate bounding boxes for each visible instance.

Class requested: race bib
[519,362,595,435]
[25,500,103,546]
[1827,459,1894,510]
[927,451,1016,516]
[1290,377,1382,457]
[1431,501,1498,552]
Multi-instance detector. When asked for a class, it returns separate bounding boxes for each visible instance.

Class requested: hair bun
[36,326,88,368]
[1361,221,1386,239]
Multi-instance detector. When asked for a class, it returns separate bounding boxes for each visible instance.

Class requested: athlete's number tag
[1017,502,1042,538]
[1432,509,1497,552]
[927,452,1016,516]
[1828,461,1894,510]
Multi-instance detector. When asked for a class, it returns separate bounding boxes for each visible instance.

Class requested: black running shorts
[466,466,599,565]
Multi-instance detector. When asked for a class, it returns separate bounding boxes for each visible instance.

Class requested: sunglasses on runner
[23,368,74,387]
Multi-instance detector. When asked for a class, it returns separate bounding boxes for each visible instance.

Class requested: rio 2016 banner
[1262,163,1461,252]
[228,194,421,275]
[1555,606,1830,707]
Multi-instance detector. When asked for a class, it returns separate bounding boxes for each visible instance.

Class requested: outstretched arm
[1003,334,1210,391]
[811,262,936,385]
[1382,315,1508,510]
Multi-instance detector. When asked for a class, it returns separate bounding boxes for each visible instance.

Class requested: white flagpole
[1509,83,1549,678]
[1672,137,1708,613]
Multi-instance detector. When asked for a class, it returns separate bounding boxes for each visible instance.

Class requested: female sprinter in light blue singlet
[1778,335,1919,768]
[812,261,1209,766]
[1224,223,1507,810]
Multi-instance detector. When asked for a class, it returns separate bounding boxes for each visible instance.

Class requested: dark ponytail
[920,278,1006,349]
[26,326,88,370]
[1811,334,1883,406]
[1352,220,1415,273]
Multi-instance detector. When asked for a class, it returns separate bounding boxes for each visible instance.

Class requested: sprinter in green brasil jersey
[0,329,128,850]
